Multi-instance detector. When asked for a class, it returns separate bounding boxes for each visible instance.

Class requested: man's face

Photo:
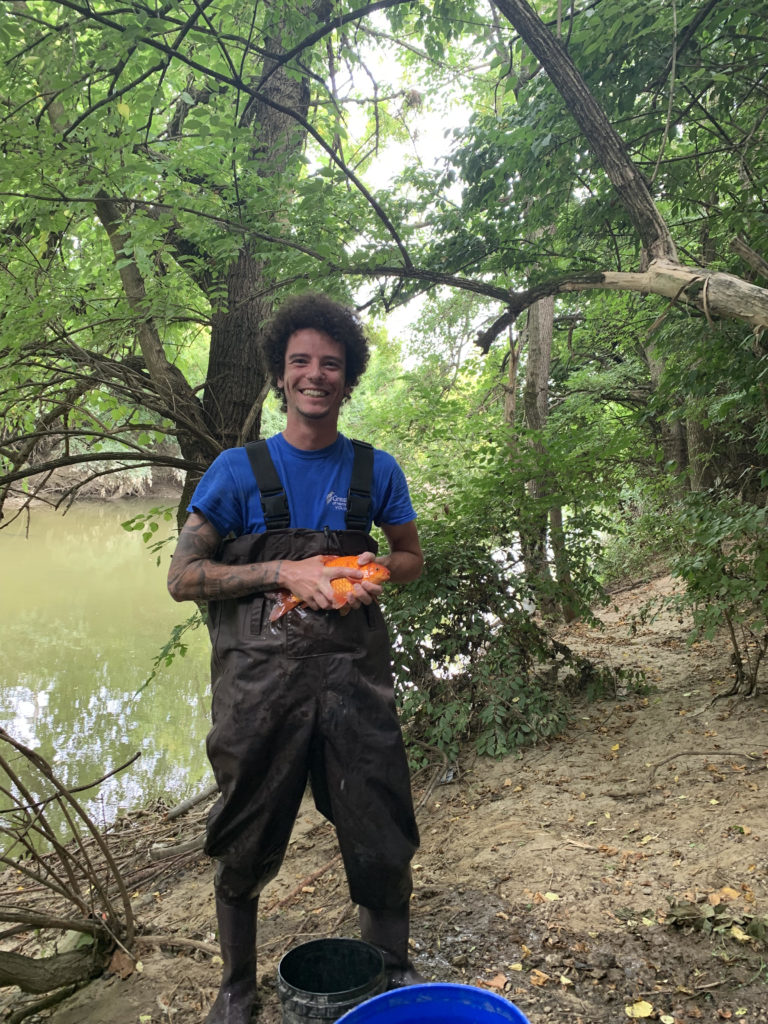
[278,329,348,423]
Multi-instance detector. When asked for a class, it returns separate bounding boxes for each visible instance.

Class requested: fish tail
[268,591,301,622]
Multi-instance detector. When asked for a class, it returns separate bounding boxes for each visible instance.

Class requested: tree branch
[0,450,195,488]
[731,236,768,282]
[492,0,679,261]
[50,0,413,268]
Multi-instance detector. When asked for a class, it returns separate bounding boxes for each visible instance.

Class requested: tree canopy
[2,0,768,730]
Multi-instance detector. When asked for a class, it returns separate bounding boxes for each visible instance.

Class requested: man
[167,292,424,1024]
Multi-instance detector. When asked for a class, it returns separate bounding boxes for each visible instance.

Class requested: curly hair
[261,292,370,412]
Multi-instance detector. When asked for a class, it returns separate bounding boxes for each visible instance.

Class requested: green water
[0,500,213,833]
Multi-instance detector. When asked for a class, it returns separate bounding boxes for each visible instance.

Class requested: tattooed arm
[167,511,363,609]
[167,512,282,601]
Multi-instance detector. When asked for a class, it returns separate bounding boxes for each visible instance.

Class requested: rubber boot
[358,904,427,989]
[205,895,258,1024]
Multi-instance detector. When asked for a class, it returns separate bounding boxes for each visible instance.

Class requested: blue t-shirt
[189,433,416,538]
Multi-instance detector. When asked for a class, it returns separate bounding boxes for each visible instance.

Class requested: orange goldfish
[268,555,390,622]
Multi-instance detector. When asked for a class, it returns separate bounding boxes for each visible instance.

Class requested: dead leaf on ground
[484,973,508,990]
[108,949,135,980]
[709,886,742,905]
[598,844,619,856]
[625,999,654,1018]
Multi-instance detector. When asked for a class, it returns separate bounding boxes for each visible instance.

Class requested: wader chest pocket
[283,608,367,659]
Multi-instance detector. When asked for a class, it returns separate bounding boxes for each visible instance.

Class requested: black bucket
[277,938,386,1024]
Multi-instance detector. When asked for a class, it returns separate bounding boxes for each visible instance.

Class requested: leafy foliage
[122,506,178,564]
[345,299,641,757]
[666,494,768,695]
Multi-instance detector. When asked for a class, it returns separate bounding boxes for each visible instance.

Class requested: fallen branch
[166,783,218,821]
[269,853,343,911]
[150,834,206,861]
[7,983,82,1024]
[413,748,450,813]
[134,933,219,956]
[0,910,110,936]
[649,750,760,780]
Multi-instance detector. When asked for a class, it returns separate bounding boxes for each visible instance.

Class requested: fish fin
[268,590,301,622]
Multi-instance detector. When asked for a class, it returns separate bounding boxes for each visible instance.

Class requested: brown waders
[203,529,421,1019]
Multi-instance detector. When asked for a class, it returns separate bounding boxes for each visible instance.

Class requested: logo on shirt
[325,491,348,512]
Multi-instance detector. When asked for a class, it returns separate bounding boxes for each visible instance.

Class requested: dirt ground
[4,573,768,1024]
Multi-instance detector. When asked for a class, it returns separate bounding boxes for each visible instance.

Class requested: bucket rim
[335,981,531,1023]
[278,937,385,973]
[279,937,383,959]
[277,937,386,1003]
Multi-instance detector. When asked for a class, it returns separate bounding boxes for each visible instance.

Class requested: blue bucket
[335,982,530,1023]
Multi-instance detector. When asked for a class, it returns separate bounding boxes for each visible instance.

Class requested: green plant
[121,506,177,565]
[386,527,629,762]
[595,482,678,586]
[136,610,205,694]
[664,493,768,696]
[121,507,206,692]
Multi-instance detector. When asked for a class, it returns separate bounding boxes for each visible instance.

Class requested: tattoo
[168,515,285,601]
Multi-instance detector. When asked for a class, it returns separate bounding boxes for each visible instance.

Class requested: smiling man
[167,292,425,1024]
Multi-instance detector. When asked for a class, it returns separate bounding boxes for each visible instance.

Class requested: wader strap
[245,440,291,530]
[244,438,373,531]
[345,439,374,531]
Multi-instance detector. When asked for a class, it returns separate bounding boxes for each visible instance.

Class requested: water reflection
[0,501,213,839]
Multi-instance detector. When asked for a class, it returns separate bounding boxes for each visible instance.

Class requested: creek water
[0,500,213,837]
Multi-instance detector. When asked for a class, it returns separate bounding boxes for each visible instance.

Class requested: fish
[268,555,390,622]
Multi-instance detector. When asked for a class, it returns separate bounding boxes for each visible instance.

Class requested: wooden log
[0,948,106,994]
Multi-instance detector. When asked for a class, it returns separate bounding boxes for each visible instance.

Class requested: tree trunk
[203,250,274,453]
[520,297,556,612]
[549,504,578,622]
[687,416,716,492]
[198,12,316,474]
[503,327,521,427]
[643,343,688,482]
[517,297,578,619]
[523,298,553,431]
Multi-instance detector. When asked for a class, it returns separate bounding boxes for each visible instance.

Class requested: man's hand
[334,552,385,613]
[279,554,366,611]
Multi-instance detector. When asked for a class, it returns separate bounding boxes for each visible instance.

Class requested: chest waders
[204,440,419,922]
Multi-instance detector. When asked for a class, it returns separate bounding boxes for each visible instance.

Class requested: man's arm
[167,512,287,602]
[343,520,424,611]
[378,520,424,582]
[167,511,369,608]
